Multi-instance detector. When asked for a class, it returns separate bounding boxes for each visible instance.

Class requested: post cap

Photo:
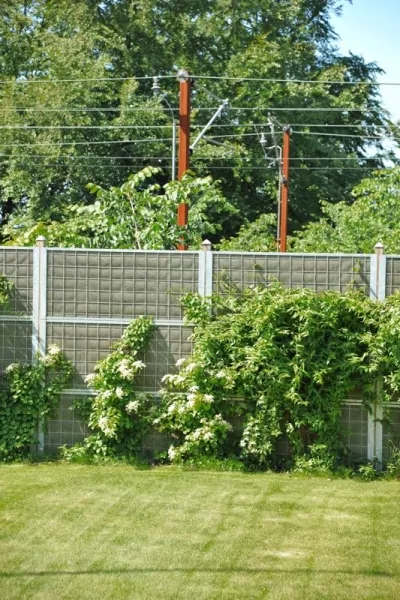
[201,239,212,251]
[375,242,384,254]
[35,235,47,247]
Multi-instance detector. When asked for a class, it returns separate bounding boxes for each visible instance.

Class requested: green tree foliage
[292,168,400,253]
[4,167,238,248]
[218,214,277,252]
[0,1,394,241]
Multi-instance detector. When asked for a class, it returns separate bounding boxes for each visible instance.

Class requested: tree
[0,1,394,242]
[3,167,238,249]
[218,214,277,252]
[291,168,400,254]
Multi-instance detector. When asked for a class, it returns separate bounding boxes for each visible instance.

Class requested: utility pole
[279,125,291,252]
[267,113,282,250]
[177,69,191,250]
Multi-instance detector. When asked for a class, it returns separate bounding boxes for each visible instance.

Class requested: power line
[0,124,175,130]
[292,130,400,141]
[0,107,178,113]
[12,163,387,172]
[0,75,175,85]
[0,106,388,114]
[1,73,398,87]
[0,153,391,163]
[193,75,400,86]
[0,138,172,148]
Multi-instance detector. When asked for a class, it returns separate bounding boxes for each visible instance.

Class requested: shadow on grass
[0,568,396,578]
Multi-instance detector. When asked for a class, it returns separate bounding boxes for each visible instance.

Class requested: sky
[331,0,400,122]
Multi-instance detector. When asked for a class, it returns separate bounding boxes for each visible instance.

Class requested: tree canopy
[291,168,400,254]
[0,1,395,247]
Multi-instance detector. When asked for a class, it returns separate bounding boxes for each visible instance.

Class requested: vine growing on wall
[0,346,72,461]
[156,284,395,468]
[64,316,155,458]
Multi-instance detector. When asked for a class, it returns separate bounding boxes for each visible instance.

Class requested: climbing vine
[156,284,396,468]
[0,346,72,461]
[64,316,155,458]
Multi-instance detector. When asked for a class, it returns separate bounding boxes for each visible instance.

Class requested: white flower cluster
[115,387,124,399]
[126,400,140,414]
[168,445,177,460]
[85,373,96,385]
[161,373,185,386]
[47,344,61,356]
[185,414,231,444]
[98,416,115,438]
[118,358,146,380]
[5,363,17,374]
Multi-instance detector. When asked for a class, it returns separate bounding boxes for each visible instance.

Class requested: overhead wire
[192,75,400,86]
[0,75,176,85]
[2,74,399,86]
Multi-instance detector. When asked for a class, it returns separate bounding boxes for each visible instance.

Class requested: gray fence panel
[47,321,193,391]
[341,405,369,460]
[0,320,32,372]
[47,250,199,320]
[385,258,400,297]
[213,253,371,295]
[45,394,90,453]
[0,248,33,314]
[382,407,400,463]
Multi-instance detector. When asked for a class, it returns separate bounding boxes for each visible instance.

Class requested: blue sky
[331,0,400,122]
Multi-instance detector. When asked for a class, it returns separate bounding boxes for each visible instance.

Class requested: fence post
[368,242,385,467]
[198,239,213,298]
[32,235,47,453]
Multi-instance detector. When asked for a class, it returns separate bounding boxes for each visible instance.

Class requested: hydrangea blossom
[168,445,177,460]
[47,344,61,356]
[132,360,146,370]
[98,416,114,438]
[115,387,124,399]
[118,359,134,380]
[126,400,140,413]
[176,358,186,367]
[85,373,96,384]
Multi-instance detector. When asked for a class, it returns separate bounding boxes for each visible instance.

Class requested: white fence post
[198,239,213,298]
[32,235,47,453]
[368,242,385,466]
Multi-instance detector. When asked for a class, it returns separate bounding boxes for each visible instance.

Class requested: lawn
[0,466,400,599]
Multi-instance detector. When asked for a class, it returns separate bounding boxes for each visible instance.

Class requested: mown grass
[0,464,400,599]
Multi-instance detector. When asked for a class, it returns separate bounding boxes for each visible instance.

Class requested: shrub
[156,284,396,469]
[63,316,155,459]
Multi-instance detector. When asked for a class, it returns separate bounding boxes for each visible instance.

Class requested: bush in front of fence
[61,285,400,472]
[156,285,400,471]
[62,316,156,460]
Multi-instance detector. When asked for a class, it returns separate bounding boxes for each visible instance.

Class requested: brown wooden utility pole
[279,126,291,252]
[177,74,191,250]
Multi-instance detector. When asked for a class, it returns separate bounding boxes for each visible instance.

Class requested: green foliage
[358,463,379,481]
[63,317,155,459]
[5,168,238,249]
[385,442,400,478]
[292,168,400,253]
[0,273,13,306]
[218,214,277,252]
[0,346,72,461]
[156,284,400,469]
[0,1,393,243]
[293,445,336,474]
